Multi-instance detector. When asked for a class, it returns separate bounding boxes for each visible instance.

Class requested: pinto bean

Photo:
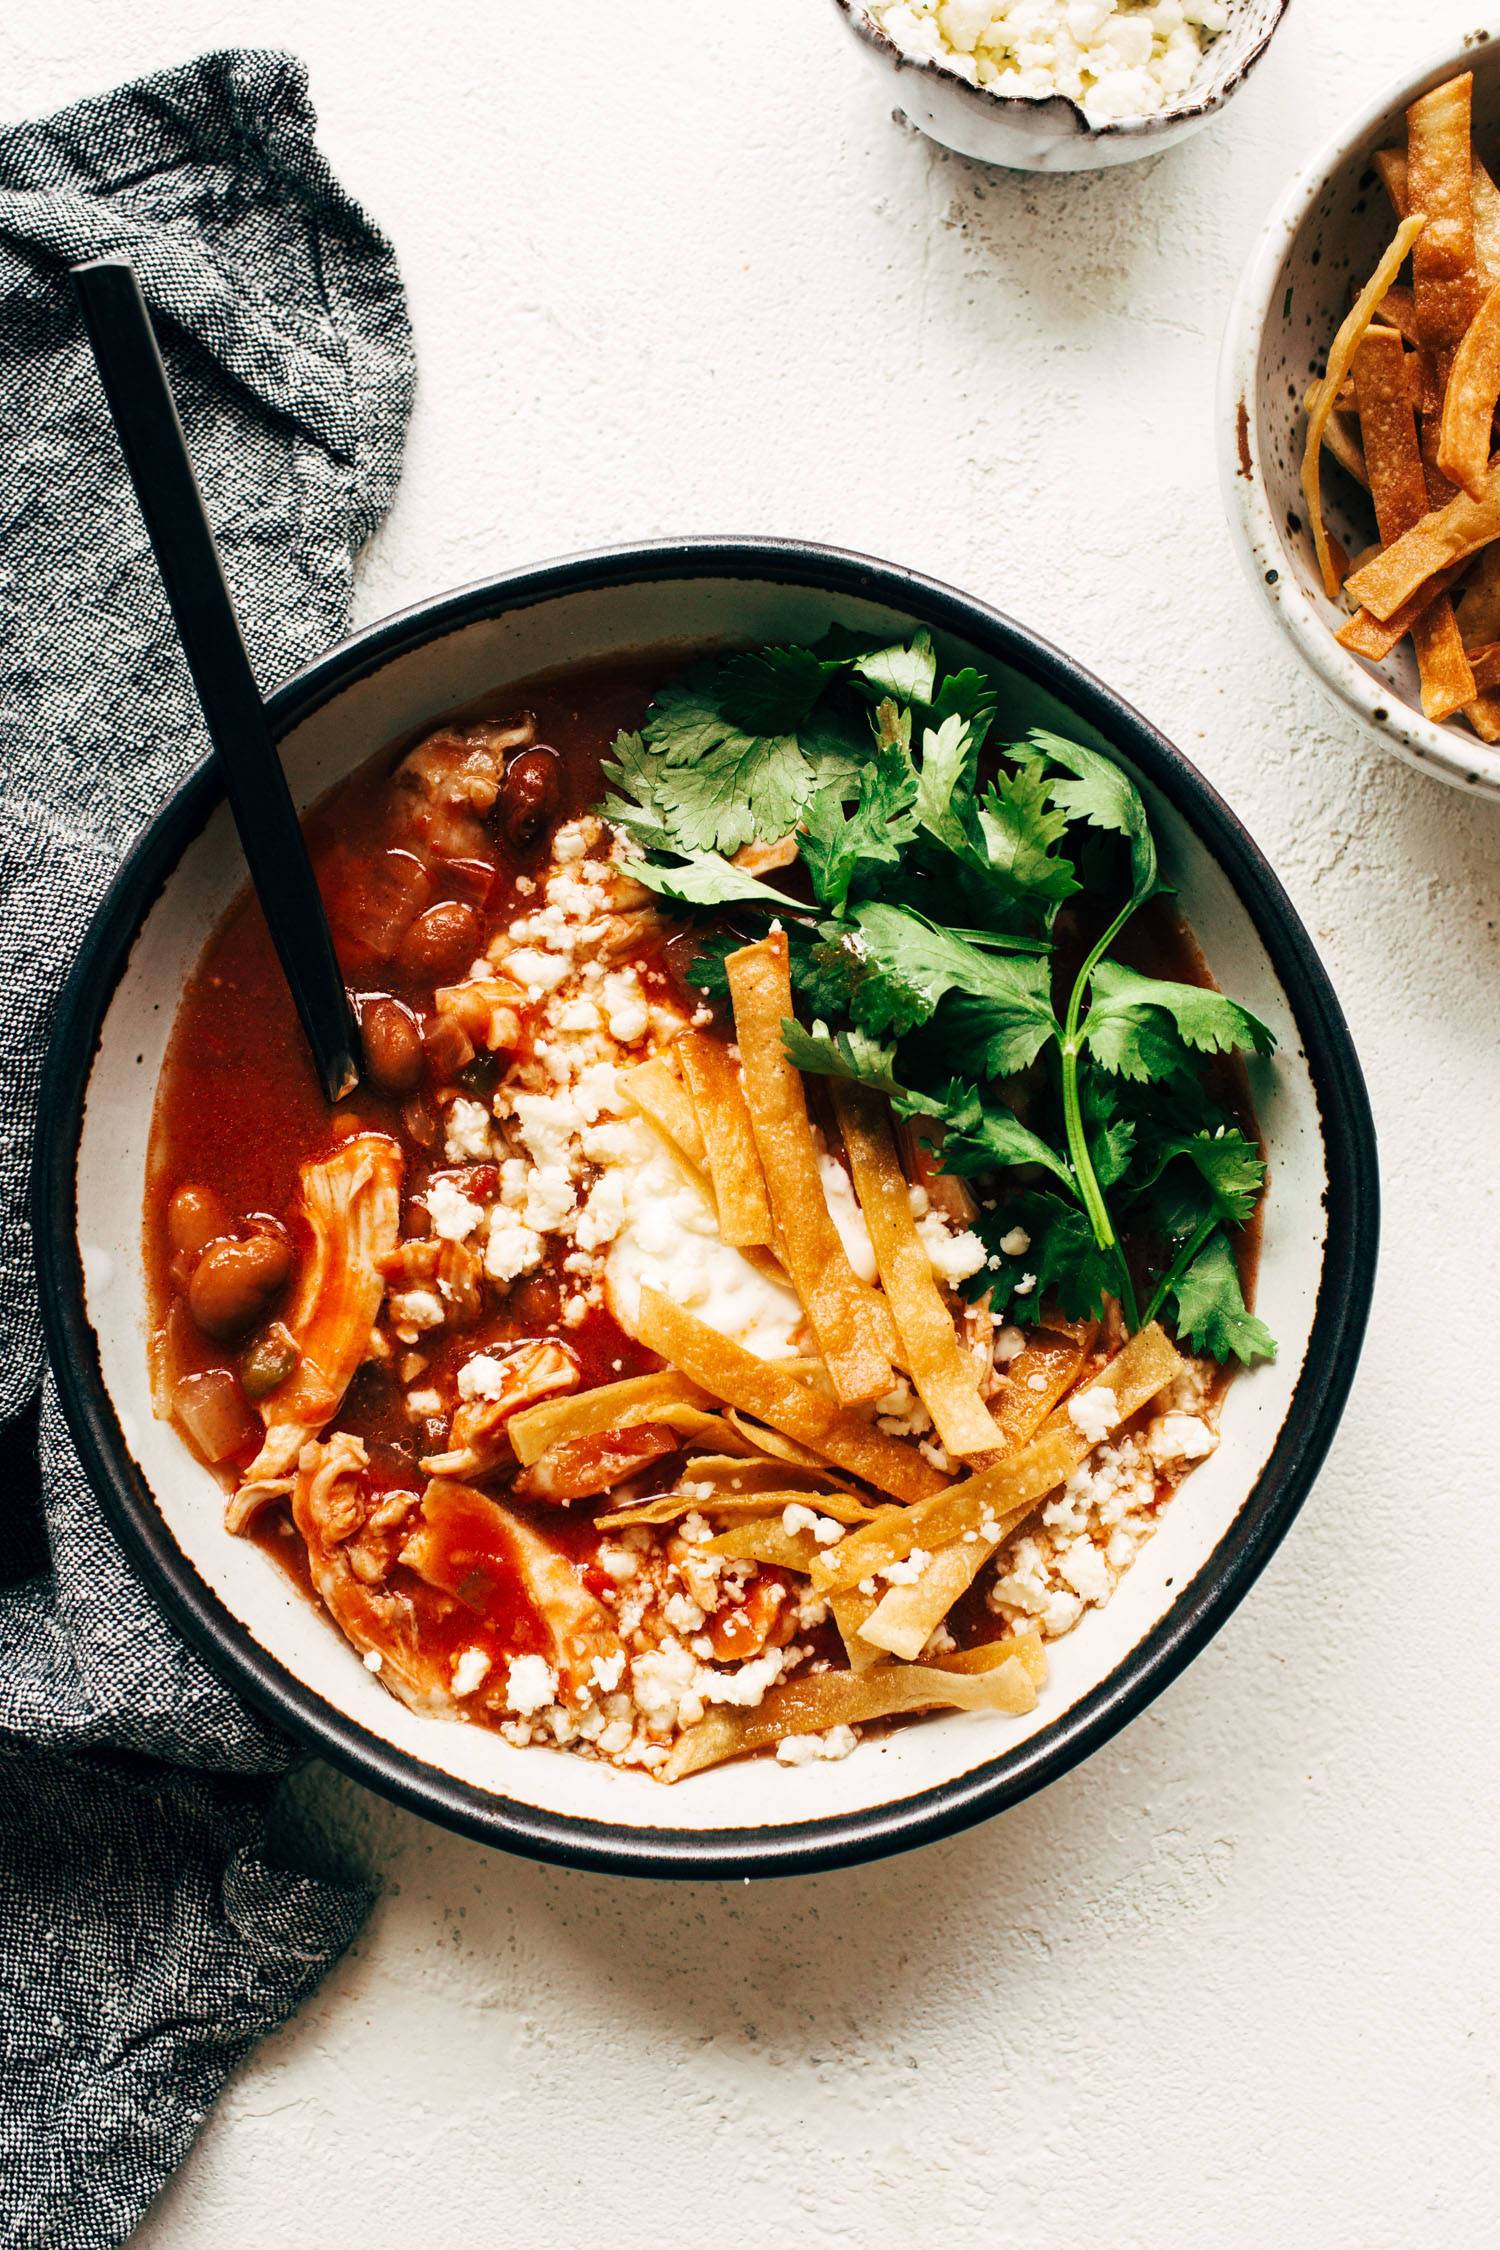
[188,1232,294,1343]
[167,1183,228,1261]
[496,747,563,852]
[396,900,481,983]
[360,996,424,1096]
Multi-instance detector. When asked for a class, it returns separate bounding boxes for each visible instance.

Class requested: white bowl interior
[75,573,1326,1838]
[1234,42,1500,790]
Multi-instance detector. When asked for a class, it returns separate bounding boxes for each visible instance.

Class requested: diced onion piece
[661,1659,1037,1782]
[342,848,430,959]
[172,1369,257,1464]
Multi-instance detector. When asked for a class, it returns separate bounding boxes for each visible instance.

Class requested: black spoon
[72,256,360,1103]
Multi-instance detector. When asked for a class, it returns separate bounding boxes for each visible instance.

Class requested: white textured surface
[6,2,1498,2242]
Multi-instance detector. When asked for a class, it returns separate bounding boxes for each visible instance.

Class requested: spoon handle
[71,256,360,1104]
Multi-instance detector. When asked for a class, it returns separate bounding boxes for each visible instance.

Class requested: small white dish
[1219,33,1500,797]
[829,0,1290,173]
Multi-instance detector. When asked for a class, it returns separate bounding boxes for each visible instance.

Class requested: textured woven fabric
[0,51,415,2249]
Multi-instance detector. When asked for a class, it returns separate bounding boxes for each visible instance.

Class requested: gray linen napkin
[0,50,415,2249]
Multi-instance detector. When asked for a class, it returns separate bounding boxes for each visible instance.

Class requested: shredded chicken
[228,1133,402,1531]
[419,1339,580,1477]
[404,1478,624,1695]
[390,717,534,860]
[289,1433,444,1711]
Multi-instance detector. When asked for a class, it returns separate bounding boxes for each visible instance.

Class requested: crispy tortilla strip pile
[727,932,899,1403]
[832,1082,1001,1460]
[1304,69,1500,737]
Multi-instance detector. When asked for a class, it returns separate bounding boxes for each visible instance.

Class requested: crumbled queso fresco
[864,0,1231,125]
[359,810,1222,1780]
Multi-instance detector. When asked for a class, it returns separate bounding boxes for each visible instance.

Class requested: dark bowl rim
[33,533,1378,1881]
[828,0,1295,143]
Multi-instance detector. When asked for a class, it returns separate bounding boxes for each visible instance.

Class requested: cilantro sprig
[598,630,1277,1367]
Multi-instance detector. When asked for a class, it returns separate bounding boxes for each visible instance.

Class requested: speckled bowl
[1220,33,1500,796]
[829,0,1291,172]
[36,540,1376,1879]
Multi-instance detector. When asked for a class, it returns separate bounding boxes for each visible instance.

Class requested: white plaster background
[6,1,1498,2241]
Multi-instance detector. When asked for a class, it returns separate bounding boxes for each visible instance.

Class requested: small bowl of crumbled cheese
[831,0,1291,171]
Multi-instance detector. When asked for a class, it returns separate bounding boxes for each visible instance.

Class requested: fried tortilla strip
[1458,541,1500,642]
[812,1322,1183,1595]
[506,1371,711,1465]
[1473,160,1500,289]
[619,1056,705,1169]
[858,1538,994,1661]
[706,1518,821,1572]
[1303,214,1428,597]
[229,1132,403,1530]
[1321,406,1369,490]
[989,1322,1094,1454]
[722,1409,855,1476]
[935,1629,1047,1685]
[1440,281,1500,496]
[1337,560,1469,659]
[1349,325,1475,719]
[1462,640,1500,689]
[676,1030,775,1248]
[513,1422,683,1503]
[661,1658,1038,1781]
[1344,457,1500,619]
[829,1587,882,1671]
[630,1288,944,1503]
[598,1482,875,1530]
[1407,73,1477,355]
[832,1083,999,1460]
[1375,144,1500,288]
[727,932,896,1403]
[1373,146,1408,216]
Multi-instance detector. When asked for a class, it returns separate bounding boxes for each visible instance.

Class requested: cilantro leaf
[852,627,937,706]
[717,645,846,732]
[1136,1126,1266,1230]
[1022,729,1158,907]
[1089,1113,1137,1192]
[780,1018,906,1100]
[969,1194,1119,1325]
[797,739,918,915]
[845,903,1057,1056]
[1083,960,1275,1082]
[929,667,998,749]
[622,851,812,913]
[599,730,678,852]
[913,711,980,855]
[687,933,737,1002]
[626,663,817,855]
[917,1082,1076,1192]
[975,761,1080,908]
[1168,1230,1277,1367]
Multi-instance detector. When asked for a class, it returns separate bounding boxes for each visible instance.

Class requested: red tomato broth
[146,658,673,1674]
[144,645,1263,1752]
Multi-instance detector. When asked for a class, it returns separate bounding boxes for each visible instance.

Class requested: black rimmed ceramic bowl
[35,538,1377,1879]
